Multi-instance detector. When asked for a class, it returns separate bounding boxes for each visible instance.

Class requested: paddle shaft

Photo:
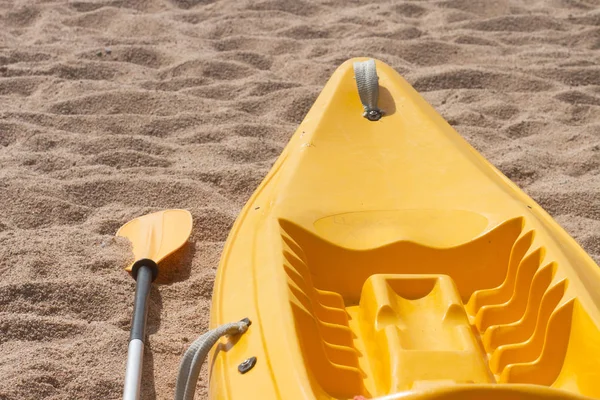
[123,262,157,400]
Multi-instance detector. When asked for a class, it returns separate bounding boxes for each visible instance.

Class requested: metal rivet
[238,356,257,374]
[365,109,383,121]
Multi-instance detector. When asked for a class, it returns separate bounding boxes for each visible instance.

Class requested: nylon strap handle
[353,59,384,121]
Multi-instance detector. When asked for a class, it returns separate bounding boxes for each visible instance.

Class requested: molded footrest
[357,274,493,393]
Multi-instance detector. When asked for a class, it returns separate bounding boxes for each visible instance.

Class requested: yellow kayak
[208,58,600,400]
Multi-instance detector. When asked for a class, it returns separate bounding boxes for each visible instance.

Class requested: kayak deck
[209,58,600,400]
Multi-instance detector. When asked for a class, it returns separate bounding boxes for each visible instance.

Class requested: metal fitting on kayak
[238,356,257,374]
[353,59,384,121]
[365,109,383,121]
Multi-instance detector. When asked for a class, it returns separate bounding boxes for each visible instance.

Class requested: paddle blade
[116,209,193,275]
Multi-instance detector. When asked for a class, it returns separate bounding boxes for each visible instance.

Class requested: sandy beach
[0,0,599,398]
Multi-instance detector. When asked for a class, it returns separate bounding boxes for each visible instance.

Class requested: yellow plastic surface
[116,209,193,281]
[208,58,600,400]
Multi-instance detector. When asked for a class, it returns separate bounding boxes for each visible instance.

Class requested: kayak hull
[209,58,600,400]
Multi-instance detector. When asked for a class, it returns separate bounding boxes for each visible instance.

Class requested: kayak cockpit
[279,216,593,398]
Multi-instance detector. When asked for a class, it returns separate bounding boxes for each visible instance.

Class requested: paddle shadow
[137,284,163,400]
[145,241,195,337]
[157,240,196,284]
[141,340,158,400]
[141,240,195,399]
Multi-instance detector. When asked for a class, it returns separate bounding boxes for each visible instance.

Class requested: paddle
[116,209,193,400]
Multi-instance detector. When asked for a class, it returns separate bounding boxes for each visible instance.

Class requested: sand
[0,0,599,398]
